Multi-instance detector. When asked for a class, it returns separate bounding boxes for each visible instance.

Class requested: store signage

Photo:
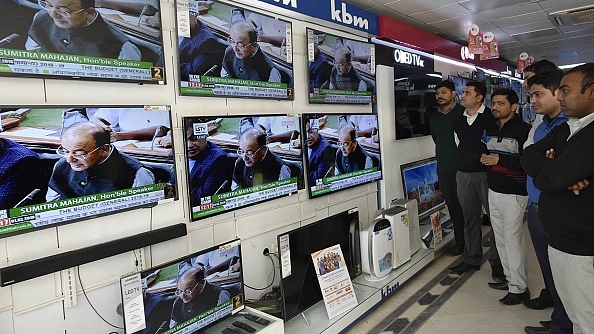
[394,49,425,68]
[257,0,379,35]
[460,46,474,61]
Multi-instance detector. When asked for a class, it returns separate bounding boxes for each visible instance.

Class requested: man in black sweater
[481,89,531,305]
[522,63,594,334]
[449,81,502,281]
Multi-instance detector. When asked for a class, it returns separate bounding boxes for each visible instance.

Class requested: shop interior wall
[0,1,481,332]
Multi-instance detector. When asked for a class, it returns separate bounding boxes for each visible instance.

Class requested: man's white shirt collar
[567,112,594,140]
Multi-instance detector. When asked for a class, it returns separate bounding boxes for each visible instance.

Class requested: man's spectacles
[338,140,353,148]
[227,37,255,51]
[237,146,262,159]
[174,281,202,297]
[336,61,349,68]
[38,0,86,18]
[56,146,101,160]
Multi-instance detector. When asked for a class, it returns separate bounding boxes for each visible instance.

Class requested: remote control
[232,321,256,333]
[244,314,270,326]
[222,327,241,334]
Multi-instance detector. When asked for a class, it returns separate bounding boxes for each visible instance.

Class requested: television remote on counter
[232,321,257,333]
[222,327,241,334]
[244,314,270,326]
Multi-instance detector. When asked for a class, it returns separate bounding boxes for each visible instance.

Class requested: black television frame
[177,1,294,100]
[0,105,177,238]
[277,208,361,322]
[182,114,304,221]
[120,238,245,334]
[302,113,382,199]
[399,157,446,221]
[306,27,376,105]
[0,0,166,84]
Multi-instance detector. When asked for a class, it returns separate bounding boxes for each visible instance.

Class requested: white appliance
[379,206,411,269]
[360,218,393,281]
[390,198,422,256]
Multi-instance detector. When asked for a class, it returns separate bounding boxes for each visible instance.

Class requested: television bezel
[399,157,446,221]
[120,238,245,334]
[0,105,178,239]
[182,114,304,221]
[177,1,294,100]
[301,112,383,199]
[0,0,167,85]
[277,208,361,322]
[306,27,376,105]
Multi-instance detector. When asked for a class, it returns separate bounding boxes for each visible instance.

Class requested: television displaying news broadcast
[178,1,294,99]
[302,113,382,198]
[0,106,176,238]
[120,239,245,334]
[0,0,165,83]
[307,28,375,104]
[182,115,303,221]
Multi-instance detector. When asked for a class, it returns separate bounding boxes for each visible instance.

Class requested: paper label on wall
[120,273,146,334]
[285,23,293,63]
[431,211,442,248]
[176,0,190,38]
[279,234,292,278]
[307,29,315,62]
[311,244,358,319]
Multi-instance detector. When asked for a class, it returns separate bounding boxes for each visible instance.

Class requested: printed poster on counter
[311,244,358,319]
[431,211,443,248]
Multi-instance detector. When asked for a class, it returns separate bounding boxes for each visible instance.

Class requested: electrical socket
[262,247,270,256]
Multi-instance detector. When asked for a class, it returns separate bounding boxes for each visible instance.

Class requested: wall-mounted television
[0,105,176,238]
[450,75,472,99]
[178,1,293,100]
[277,208,362,321]
[120,239,245,334]
[400,157,445,221]
[306,28,375,104]
[0,0,165,84]
[182,114,303,221]
[301,113,382,198]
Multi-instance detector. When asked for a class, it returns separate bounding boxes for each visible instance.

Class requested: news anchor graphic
[0,0,165,83]
[182,115,303,221]
[178,1,294,100]
[0,106,176,238]
[307,28,375,104]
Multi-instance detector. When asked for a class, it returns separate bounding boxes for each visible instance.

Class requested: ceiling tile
[512,29,564,43]
[539,0,594,13]
[502,21,557,35]
[478,3,543,21]
[491,12,551,29]
[459,0,529,14]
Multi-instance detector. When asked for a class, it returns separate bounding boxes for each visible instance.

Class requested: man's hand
[568,178,590,195]
[480,153,499,166]
[545,148,555,159]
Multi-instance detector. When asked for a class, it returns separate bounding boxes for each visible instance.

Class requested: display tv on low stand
[120,239,245,334]
[0,105,177,238]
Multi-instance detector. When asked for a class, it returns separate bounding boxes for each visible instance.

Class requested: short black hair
[564,63,594,94]
[80,0,95,8]
[527,70,565,95]
[524,60,558,74]
[435,80,455,92]
[466,81,487,102]
[491,88,519,106]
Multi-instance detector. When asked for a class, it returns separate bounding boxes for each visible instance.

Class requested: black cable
[132,249,139,267]
[77,266,124,330]
[243,253,276,291]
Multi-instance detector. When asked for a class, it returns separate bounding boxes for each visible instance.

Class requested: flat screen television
[306,28,375,104]
[277,208,362,321]
[182,114,303,221]
[0,105,176,238]
[450,75,472,99]
[400,157,445,221]
[120,239,245,334]
[0,0,166,83]
[301,113,382,198]
[178,1,293,100]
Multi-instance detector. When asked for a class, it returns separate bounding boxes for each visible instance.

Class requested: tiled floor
[346,224,551,334]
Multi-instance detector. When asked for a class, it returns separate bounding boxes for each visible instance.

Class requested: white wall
[0,1,477,332]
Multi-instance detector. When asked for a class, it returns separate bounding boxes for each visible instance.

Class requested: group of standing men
[430,61,594,334]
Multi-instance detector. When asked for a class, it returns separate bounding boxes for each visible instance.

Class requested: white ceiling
[347,0,594,66]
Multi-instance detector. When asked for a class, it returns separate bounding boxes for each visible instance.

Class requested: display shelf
[205,306,284,334]
[284,248,434,334]
[419,208,455,251]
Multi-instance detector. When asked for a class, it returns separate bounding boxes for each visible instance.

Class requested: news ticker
[181,75,291,99]
[312,169,381,196]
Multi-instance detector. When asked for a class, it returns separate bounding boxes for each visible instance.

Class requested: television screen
[400,157,445,221]
[0,105,176,238]
[450,75,472,99]
[277,208,361,321]
[178,1,293,100]
[301,113,382,198]
[0,0,165,84]
[120,239,245,334]
[307,28,375,104]
[182,114,303,221]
